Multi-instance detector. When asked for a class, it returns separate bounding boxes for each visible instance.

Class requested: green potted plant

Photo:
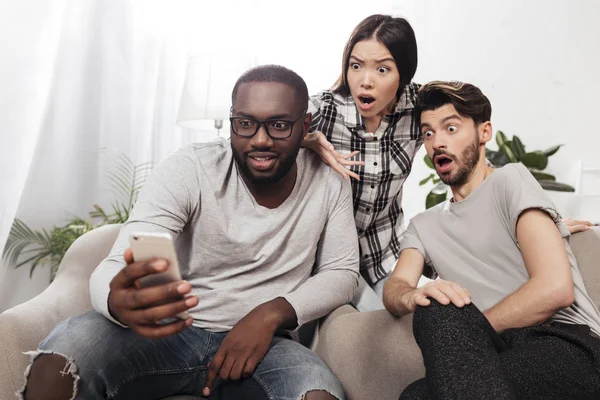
[2,151,152,281]
[420,131,575,209]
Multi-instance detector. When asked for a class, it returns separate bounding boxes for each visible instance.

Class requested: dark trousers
[400,300,600,400]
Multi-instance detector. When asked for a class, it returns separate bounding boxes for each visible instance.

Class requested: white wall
[395,0,600,222]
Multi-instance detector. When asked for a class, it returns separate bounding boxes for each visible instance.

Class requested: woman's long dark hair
[332,14,418,100]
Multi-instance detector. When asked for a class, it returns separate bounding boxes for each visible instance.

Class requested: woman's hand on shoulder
[302,131,365,181]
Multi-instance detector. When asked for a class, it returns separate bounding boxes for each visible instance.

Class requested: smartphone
[129,232,190,320]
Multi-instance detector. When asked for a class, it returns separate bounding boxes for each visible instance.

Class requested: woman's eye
[377,66,389,73]
[350,63,360,70]
[239,120,253,128]
[448,125,458,133]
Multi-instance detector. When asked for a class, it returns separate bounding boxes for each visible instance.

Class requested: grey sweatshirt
[90,139,360,331]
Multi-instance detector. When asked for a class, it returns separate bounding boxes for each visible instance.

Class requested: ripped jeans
[20,311,344,400]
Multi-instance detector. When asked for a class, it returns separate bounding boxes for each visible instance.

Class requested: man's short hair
[232,65,309,110]
[417,81,492,126]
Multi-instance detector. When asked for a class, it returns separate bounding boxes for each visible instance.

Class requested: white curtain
[0,0,395,311]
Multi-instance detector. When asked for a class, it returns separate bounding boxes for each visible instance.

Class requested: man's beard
[438,136,480,187]
[232,138,302,185]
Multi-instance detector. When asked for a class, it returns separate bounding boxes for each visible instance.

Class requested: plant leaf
[426,189,448,209]
[543,145,562,157]
[499,144,518,163]
[521,152,548,170]
[485,148,509,167]
[495,130,508,148]
[539,180,575,192]
[530,170,556,181]
[511,135,526,159]
[424,154,434,169]
[108,175,133,201]
[419,174,434,186]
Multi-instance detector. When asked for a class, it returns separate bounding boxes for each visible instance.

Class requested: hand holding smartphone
[129,232,191,320]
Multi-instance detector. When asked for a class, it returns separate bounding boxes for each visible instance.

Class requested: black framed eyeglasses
[229,109,307,140]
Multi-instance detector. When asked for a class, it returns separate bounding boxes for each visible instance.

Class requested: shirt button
[366,208,371,213]
[371,185,375,189]
[374,162,378,166]
[364,254,369,258]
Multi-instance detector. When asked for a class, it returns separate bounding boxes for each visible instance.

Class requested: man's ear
[302,113,312,138]
[479,121,493,144]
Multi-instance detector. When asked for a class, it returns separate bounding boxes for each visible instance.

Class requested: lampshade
[176,54,256,130]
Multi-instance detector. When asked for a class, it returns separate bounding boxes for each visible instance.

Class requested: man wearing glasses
[21,65,358,400]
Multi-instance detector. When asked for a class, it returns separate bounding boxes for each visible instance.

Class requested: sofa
[1,224,599,400]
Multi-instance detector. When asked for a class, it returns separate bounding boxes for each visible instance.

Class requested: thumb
[124,248,134,264]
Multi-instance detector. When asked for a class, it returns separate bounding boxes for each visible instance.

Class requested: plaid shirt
[308,83,422,285]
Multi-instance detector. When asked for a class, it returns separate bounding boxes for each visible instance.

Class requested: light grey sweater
[90,139,360,331]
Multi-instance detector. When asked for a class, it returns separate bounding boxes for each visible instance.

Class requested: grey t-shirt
[90,139,359,332]
[400,163,600,336]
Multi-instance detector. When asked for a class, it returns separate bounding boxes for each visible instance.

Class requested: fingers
[331,162,350,180]
[203,350,226,397]
[133,295,198,324]
[111,257,168,290]
[229,356,246,381]
[127,281,192,310]
[564,218,593,226]
[133,316,193,339]
[446,281,471,305]
[218,353,236,381]
[568,224,591,234]
[425,287,451,305]
[413,294,431,307]
[315,131,335,151]
[339,159,366,167]
[328,155,361,181]
[563,218,593,234]
[124,248,134,264]
[346,169,362,181]
[422,281,471,308]
[337,151,366,166]
[241,357,258,379]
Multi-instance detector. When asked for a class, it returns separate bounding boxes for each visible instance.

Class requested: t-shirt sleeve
[501,164,569,242]
[399,220,429,263]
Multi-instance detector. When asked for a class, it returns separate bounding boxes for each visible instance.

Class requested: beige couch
[1,224,599,400]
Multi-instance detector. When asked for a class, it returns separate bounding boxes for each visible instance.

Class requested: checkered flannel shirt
[308,82,422,285]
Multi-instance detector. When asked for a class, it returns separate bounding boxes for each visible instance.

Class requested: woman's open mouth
[357,95,376,112]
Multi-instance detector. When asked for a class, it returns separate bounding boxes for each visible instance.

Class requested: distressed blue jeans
[21,311,344,400]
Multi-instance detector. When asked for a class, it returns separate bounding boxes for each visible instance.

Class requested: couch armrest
[0,224,121,399]
[316,309,424,400]
[570,227,600,308]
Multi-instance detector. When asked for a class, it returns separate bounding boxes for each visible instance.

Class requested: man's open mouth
[249,156,276,162]
[247,153,278,171]
[435,155,454,171]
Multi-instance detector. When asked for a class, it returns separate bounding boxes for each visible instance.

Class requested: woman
[303,14,592,311]
[303,14,419,311]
